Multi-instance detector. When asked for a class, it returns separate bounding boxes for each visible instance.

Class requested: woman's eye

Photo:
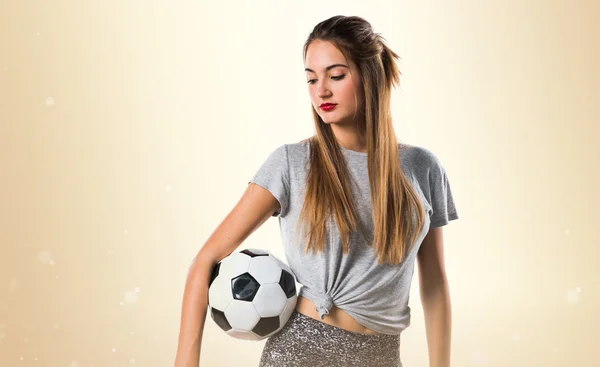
[306,74,345,84]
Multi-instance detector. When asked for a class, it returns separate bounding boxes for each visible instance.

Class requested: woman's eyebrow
[304,64,349,73]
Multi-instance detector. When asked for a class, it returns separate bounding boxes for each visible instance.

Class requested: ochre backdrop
[1,1,598,366]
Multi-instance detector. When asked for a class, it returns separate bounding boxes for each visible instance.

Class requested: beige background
[1,0,599,366]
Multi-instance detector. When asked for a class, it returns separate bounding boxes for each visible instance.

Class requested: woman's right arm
[174,183,282,367]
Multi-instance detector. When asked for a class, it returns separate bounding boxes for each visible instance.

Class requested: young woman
[175,15,459,367]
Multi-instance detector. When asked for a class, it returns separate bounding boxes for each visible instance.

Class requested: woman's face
[304,40,363,126]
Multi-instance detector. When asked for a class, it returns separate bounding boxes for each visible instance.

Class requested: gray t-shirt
[248,140,458,335]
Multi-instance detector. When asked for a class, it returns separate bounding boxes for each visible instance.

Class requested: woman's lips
[320,104,337,111]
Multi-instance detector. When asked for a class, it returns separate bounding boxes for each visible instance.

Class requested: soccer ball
[208,248,298,340]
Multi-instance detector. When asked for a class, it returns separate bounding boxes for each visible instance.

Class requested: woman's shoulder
[286,138,312,156]
[282,139,442,167]
[398,143,448,177]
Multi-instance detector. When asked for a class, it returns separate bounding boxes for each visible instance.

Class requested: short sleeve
[248,144,290,218]
[421,149,459,228]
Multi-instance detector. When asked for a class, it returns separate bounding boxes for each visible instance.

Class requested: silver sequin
[259,311,402,367]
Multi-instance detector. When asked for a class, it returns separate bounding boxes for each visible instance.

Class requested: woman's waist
[294,295,381,335]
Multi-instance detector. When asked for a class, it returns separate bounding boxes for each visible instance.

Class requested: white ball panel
[208,276,233,311]
[226,329,262,341]
[279,296,298,327]
[253,284,287,317]
[224,300,261,331]
[270,254,293,276]
[219,252,251,279]
[248,256,282,284]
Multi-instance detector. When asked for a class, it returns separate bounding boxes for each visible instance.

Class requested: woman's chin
[322,118,348,125]
[320,115,340,124]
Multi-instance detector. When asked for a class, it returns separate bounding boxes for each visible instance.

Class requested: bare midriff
[295,295,380,335]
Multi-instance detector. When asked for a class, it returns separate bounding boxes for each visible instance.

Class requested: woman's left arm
[417,226,452,367]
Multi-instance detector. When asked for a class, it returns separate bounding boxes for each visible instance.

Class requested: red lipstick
[320,103,337,111]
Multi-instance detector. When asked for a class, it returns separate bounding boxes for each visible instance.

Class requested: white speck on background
[8,279,18,292]
[511,332,521,341]
[38,251,52,264]
[124,291,138,304]
[567,287,582,305]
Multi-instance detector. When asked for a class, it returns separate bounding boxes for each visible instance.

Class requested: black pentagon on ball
[279,270,296,298]
[211,307,232,331]
[252,316,280,337]
[209,262,221,287]
[240,249,269,257]
[231,273,260,301]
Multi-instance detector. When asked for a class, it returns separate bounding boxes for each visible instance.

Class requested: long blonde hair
[294,15,426,265]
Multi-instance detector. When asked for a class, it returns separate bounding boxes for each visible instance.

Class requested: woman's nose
[317,82,331,98]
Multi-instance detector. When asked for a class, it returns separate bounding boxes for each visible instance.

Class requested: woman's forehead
[305,41,349,70]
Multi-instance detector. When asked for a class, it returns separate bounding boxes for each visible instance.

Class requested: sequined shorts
[258,311,402,367]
